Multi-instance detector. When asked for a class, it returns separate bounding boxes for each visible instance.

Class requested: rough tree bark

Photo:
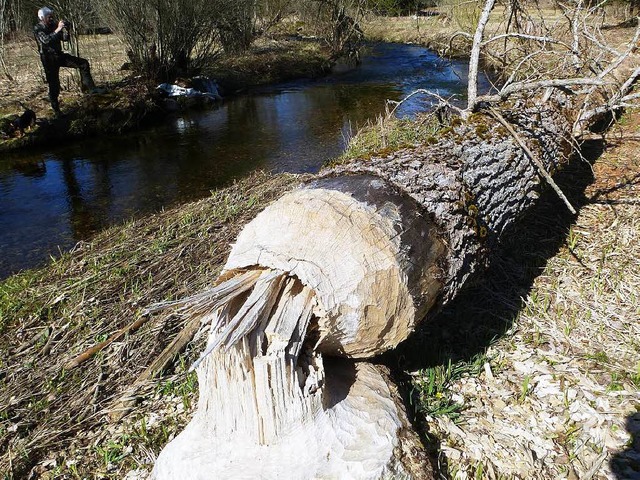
[151,98,577,480]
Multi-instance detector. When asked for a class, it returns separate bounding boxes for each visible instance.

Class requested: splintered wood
[152,269,415,479]
[153,176,443,479]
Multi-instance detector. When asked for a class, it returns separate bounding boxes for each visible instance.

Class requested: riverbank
[0,34,332,153]
[0,171,303,478]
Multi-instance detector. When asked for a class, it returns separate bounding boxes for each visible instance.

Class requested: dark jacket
[34,22,68,59]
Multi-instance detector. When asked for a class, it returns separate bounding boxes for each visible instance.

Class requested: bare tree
[0,0,12,80]
[299,0,366,59]
[96,0,220,81]
[206,0,259,54]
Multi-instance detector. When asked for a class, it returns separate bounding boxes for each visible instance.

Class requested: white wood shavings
[431,193,640,479]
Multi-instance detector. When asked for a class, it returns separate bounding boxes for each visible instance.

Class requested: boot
[79,64,97,93]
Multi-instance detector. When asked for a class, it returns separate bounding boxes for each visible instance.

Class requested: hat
[38,7,53,20]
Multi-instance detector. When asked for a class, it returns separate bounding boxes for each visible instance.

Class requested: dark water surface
[0,43,492,278]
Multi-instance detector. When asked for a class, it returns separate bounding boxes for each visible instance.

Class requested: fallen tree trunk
[151,99,575,479]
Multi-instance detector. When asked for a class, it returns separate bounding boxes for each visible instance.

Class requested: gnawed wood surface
[153,273,433,479]
[153,100,577,479]
[225,175,447,357]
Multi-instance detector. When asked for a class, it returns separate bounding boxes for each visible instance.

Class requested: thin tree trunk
[0,0,14,81]
[467,0,496,111]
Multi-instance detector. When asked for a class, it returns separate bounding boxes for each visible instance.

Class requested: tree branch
[487,106,577,214]
[467,0,496,111]
[387,89,463,116]
[480,32,574,52]
[476,77,607,104]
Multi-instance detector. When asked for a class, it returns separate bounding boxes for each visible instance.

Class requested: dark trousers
[41,53,96,111]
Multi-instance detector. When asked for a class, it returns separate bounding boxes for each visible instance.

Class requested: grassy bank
[0,172,302,478]
[0,33,332,152]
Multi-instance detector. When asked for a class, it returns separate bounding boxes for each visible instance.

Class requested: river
[0,42,492,279]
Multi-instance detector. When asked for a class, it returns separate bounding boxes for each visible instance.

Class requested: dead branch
[575,66,640,136]
[108,315,202,422]
[64,315,151,370]
[477,77,607,104]
[448,31,473,53]
[480,32,574,51]
[387,89,463,117]
[467,0,497,111]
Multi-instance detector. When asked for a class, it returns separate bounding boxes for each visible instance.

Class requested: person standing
[34,6,97,115]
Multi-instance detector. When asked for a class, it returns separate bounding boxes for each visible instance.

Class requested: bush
[96,0,220,81]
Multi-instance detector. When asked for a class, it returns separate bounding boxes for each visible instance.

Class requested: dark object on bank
[13,109,37,134]
[0,109,37,139]
[84,26,112,35]
[417,9,441,16]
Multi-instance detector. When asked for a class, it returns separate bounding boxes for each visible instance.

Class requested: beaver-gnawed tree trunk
[151,0,639,473]
[151,99,577,480]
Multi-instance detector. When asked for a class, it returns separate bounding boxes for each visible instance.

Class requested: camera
[62,19,72,30]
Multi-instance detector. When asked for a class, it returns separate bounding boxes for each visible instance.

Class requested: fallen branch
[386,89,463,117]
[476,77,607,104]
[108,316,201,422]
[575,67,640,135]
[64,315,151,370]
[480,33,574,52]
[448,31,473,53]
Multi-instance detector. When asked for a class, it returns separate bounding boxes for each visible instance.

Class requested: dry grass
[0,171,301,478]
[205,36,330,92]
[412,113,640,479]
[362,6,549,55]
[0,33,128,119]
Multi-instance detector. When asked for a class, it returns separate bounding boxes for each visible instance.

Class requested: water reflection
[0,42,492,278]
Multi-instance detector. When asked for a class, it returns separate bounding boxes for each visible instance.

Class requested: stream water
[0,42,492,279]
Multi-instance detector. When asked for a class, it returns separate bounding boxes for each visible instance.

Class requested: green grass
[412,354,487,421]
[0,270,43,334]
[331,111,443,166]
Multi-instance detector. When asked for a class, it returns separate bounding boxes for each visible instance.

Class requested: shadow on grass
[377,140,605,456]
[610,411,640,479]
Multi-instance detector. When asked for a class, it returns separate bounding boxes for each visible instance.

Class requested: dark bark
[323,100,573,305]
